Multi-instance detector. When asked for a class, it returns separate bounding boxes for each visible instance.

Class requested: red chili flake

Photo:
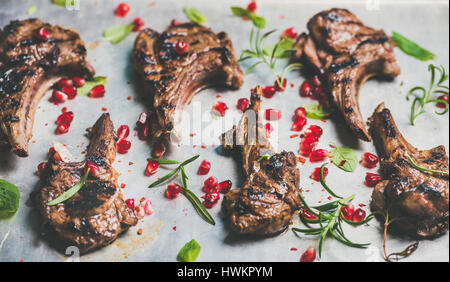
[129,162,133,166]
[121,183,126,189]
[359,203,366,208]
[216,94,222,99]
[140,197,146,203]
[172,226,177,231]
[201,145,207,149]
[137,228,143,235]
[290,134,299,139]
[189,133,196,137]
[290,248,298,251]
[127,96,132,100]
[297,156,306,164]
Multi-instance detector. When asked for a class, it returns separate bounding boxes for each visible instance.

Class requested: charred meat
[293,8,400,141]
[35,114,137,253]
[132,22,243,141]
[369,103,449,238]
[221,86,302,235]
[0,19,95,157]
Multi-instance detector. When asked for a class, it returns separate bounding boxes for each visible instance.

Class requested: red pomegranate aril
[291,117,306,132]
[174,40,189,55]
[133,17,144,32]
[265,123,274,137]
[56,111,74,125]
[37,162,47,174]
[212,101,228,117]
[294,107,306,118]
[72,77,85,87]
[274,77,287,92]
[166,183,181,199]
[145,160,159,177]
[171,19,182,26]
[340,204,355,220]
[117,125,130,140]
[204,176,218,193]
[117,139,131,154]
[311,75,321,87]
[246,1,257,13]
[61,86,77,100]
[299,80,312,97]
[262,86,276,99]
[302,208,318,220]
[265,109,282,121]
[281,27,298,40]
[143,200,153,215]
[89,85,105,98]
[125,198,135,209]
[57,79,73,88]
[151,142,166,158]
[361,152,379,169]
[365,172,382,187]
[51,90,67,104]
[55,123,69,135]
[304,125,323,138]
[300,247,316,262]
[35,27,49,41]
[218,180,232,193]
[236,98,250,111]
[311,166,328,182]
[138,125,149,141]
[134,205,145,219]
[115,2,130,17]
[198,160,211,175]
[310,149,329,162]
[436,94,449,108]
[202,192,220,208]
[48,147,62,161]
[299,139,318,157]
[85,162,100,178]
[353,208,366,222]
[136,112,148,128]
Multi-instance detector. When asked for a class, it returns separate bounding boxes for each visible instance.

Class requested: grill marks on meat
[35,114,137,253]
[0,19,95,157]
[369,103,449,238]
[293,8,400,141]
[132,23,243,140]
[221,87,302,235]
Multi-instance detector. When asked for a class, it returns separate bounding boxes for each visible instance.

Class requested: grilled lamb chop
[221,86,302,235]
[293,8,400,141]
[0,19,94,157]
[132,22,243,141]
[369,103,449,238]
[35,114,137,253]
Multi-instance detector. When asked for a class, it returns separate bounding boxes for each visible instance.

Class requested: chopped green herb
[27,4,37,15]
[183,7,207,25]
[52,0,75,7]
[304,104,332,120]
[177,239,201,262]
[391,31,435,61]
[47,169,90,206]
[257,154,271,162]
[77,76,106,96]
[0,179,20,217]
[230,6,266,29]
[102,23,134,44]
[329,145,358,172]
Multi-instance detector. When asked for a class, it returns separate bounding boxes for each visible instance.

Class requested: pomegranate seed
[340,204,355,221]
[264,109,282,121]
[274,77,287,92]
[299,80,312,97]
[117,139,131,154]
[353,208,366,222]
[138,125,150,141]
[51,90,67,104]
[174,41,189,55]
[117,125,130,140]
[134,205,145,219]
[281,27,298,40]
[72,77,85,87]
[436,94,449,108]
[48,147,62,162]
[125,198,135,209]
[311,75,321,87]
[35,27,49,41]
[204,176,218,193]
[166,183,181,199]
[299,136,318,156]
[313,86,327,101]
[198,160,211,175]
[218,180,232,193]
[236,98,250,111]
[262,86,276,99]
[56,111,74,125]
[55,123,69,135]
[151,142,166,158]
[61,86,77,100]
[310,149,329,162]
[133,17,144,32]
[136,112,148,128]
[246,1,257,13]
[264,123,274,137]
[311,167,328,182]
[115,2,130,17]
[361,152,379,169]
[84,162,100,178]
[143,200,153,215]
[302,208,318,220]
[304,125,323,138]
[365,173,382,187]
[212,101,228,117]
[171,19,182,26]
[294,107,307,118]
[300,247,316,262]
[57,79,73,88]
[145,160,159,177]
[202,192,220,209]
[89,85,105,98]
[37,162,47,174]
[291,117,306,132]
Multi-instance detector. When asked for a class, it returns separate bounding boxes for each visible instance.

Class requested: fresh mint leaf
[184,7,206,25]
[0,179,20,216]
[177,239,201,262]
[304,104,331,120]
[230,7,249,17]
[392,31,435,61]
[265,36,295,59]
[77,76,106,96]
[102,23,134,44]
[230,6,266,29]
[249,14,266,29]
[329,145,358,172]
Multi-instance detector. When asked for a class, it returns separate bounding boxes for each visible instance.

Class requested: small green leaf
[257,154,271,162]
[329,145,358,172]
[230,6,266,29]
[0,140,8,146]
[230,7,249,17]
[184,7,206,25]
[47,169,90,206]
[391,31,435,61]
[102,23,134,44]
[177,239,201,262]
[27,4,37,15]
[304,104,331,120]
[249,14,266,29]
[264,37,295,59]
[0,179,20,216]
[77,76,106,96]
[52,0,75,7]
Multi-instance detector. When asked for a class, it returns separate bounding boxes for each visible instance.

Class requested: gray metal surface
[0,0,448,262]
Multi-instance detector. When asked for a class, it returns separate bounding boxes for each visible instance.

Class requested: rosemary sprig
[148,155,215,225]
[293,164,374,257]
[239,28,302,89]
[47,168,90,206]
[407,64,449,125]
[405,154,449,176]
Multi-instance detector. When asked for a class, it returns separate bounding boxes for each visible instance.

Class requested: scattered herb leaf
[391,31,435,61]
[304,104,332,120]
[329,145,358,172]
[230,7,266,29]
[177,239,201,262]
[47,169,90,206]
[257,154,271,162]
[77,76,107,96]
[264,36,296,59]
[27,4,37,15]
[52,0,75,7]
[183,7,207,25]
[102,23,134,44]
[0,179,20,216]
[405,154,449,176]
